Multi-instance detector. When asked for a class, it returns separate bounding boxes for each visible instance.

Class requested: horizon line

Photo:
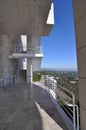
[41,67,77,71]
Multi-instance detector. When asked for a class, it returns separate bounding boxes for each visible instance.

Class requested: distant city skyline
[41,0,77,71]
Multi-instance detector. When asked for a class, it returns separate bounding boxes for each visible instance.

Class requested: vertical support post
[27,35,33,84]
[27,59,33,83]
[76,105,79,130]
[72,94,76,130]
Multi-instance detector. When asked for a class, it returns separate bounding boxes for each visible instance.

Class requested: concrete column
[27,59,33,83]
[27,36,33,83]
[27,36,42,83]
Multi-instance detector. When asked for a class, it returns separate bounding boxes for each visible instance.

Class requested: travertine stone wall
[73,1,86,129]
[0,34,18,86]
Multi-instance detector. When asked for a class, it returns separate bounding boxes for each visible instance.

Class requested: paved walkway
[0,82,68,130]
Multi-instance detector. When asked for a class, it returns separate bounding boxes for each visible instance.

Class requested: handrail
[64,102,79,130]
[44,76,79,130]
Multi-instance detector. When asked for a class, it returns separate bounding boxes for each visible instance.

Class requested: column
[27,36,33,83]
[27,59,33,83]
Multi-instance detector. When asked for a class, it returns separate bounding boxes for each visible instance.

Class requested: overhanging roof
[0,0,54,36]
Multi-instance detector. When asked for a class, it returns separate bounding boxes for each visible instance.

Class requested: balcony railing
[42,75,79,130]
[14,45,43,54]
[27,46,43,54]
[0,73,18,88]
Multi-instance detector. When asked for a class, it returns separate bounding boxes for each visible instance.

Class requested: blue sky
[41,0,77,71]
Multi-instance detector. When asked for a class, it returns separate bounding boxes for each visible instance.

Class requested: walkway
[0,82,68,130]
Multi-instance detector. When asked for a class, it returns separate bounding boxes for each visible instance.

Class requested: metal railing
[44,76,79,130]
[14,45,43,54]
[0,74,18,91]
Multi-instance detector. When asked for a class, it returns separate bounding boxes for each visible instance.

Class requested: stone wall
[0,34,18,86]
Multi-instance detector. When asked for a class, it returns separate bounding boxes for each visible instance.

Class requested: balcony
[0,71,80,130]
[0,80,69,130]
[9,45,43,59]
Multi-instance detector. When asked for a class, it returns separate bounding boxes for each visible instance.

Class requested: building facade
[1,0,86,129]
[73,0,86,130]
[0,0,54,85]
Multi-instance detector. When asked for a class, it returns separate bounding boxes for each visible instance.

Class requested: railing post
[76,105,79,130]
[72,94,76,130]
